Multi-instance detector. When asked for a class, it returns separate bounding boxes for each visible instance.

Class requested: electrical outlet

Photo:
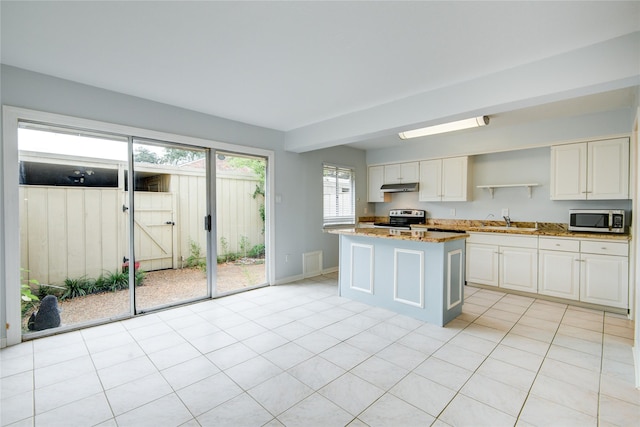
[450,208,456,216]
[501,208,509,217]
[364,206,368,214]
[285,254,290,263]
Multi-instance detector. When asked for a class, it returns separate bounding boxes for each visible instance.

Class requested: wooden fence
[20,171,264,285]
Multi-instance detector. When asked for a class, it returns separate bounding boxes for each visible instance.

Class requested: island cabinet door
[393,248,425,308]
[466,243,499,287]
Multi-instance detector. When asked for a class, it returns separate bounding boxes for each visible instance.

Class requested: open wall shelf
[477,183,540,198]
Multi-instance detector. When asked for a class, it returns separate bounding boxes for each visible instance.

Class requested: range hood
[380,182,419,193]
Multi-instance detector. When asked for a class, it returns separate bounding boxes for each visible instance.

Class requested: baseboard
[273,274,305,285]
[465,282,628,315]
[273,267,337,285]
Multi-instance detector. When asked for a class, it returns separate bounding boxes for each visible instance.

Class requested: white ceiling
[1,1,639,151]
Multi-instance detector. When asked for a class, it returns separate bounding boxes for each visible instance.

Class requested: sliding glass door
[131,140,210,312]
[18,123,132,331]
[214,152,267,295]
[18,124,214,335]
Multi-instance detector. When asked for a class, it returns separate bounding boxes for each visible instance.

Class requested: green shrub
[61,277,90,300]
[38,284,64,299]
[248,244,265,258]
[239,235,250,257]
[20,268,40,316]
[21,283,39,303]
[186,239,206,270]
[103,271,128,292]
[61,269,145,298]
[91,275,108,293]
[83,277,100,294]
[134,269,146,286]
[219,236,229,263]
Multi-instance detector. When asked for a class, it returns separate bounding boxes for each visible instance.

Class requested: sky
[18,128,166,162]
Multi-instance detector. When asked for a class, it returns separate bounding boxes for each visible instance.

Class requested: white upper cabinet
[550,143,587,200]
[550,138,629,200]
[384,162,419,184]
[588,138,629,199]
[418,159,442,201]
[442,157,469,201]
[368,165,390,203]
[419,156,469,202]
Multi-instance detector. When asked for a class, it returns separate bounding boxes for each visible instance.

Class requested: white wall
[295,146,369,271]
[375,146,631,223]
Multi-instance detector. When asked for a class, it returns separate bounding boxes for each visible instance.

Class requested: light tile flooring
[1,273,638,426]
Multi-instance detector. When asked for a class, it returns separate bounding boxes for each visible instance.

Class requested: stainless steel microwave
[569,209,625,233]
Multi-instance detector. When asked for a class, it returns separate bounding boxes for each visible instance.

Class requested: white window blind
[323,164,355,226]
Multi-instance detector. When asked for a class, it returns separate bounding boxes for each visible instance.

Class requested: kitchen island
[327,228,468,326]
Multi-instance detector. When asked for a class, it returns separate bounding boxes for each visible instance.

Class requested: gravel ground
[23,262,265,329]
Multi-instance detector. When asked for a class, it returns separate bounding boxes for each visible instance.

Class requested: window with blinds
[323,164,355,227]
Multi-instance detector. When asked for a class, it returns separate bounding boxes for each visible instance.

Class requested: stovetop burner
[373,209,426,229]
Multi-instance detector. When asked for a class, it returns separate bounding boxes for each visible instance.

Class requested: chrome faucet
[503,216,511,227]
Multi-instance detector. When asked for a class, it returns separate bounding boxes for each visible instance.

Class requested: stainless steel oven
[569,209,625,233]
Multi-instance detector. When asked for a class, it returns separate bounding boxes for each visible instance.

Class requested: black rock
[27,295,61,331]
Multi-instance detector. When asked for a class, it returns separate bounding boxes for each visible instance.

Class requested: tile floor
[1,273,638,426]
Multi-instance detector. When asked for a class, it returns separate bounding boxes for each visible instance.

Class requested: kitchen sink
[480,226,538,232]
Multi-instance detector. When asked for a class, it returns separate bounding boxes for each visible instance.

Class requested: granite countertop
[326,227,469,243]
[357,219,631,241]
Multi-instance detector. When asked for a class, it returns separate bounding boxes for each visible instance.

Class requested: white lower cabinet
[467,234,629,309]
[500,246,538,293]
[538,250,580,300]
[538,237,581,300]
[580,248,629,309]
[466,233,537,292]
[466,243,499,287]
[537,237,628,308]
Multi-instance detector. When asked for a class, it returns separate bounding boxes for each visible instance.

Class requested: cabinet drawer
[539,237,580,252]
[467,232,537,248]
[580,240,628,256]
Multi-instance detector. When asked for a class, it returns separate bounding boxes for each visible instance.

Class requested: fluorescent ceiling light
[398,116,490,139]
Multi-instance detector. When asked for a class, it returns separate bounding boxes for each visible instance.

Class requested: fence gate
[130,192,178,271]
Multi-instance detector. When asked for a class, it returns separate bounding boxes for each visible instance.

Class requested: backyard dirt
[23,261,265,329]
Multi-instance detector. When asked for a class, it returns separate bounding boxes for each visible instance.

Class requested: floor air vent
[303,251,323,278]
